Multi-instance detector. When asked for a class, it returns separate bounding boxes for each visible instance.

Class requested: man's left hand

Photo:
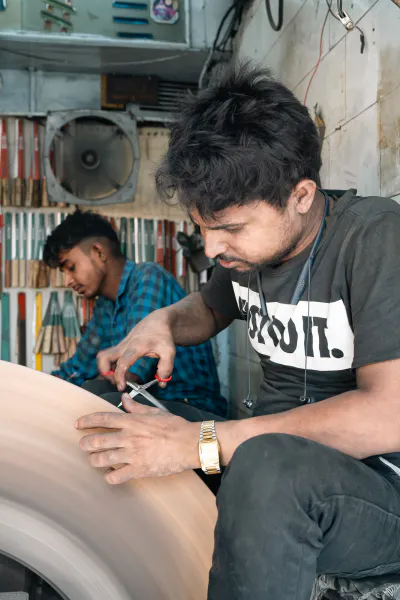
[76,394,200,484]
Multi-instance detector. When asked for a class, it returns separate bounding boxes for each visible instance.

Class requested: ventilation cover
[44,110,140,206]
[129,80,197,123]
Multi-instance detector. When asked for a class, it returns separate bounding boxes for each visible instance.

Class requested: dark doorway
[0,554,64,600]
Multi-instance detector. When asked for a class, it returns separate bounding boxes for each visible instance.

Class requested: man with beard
[76,64,400,599]
[43,210,227,417]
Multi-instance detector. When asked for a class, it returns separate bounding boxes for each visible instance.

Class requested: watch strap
[199,420,221,475]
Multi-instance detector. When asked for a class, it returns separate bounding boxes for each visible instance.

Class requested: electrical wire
[102,54,189,67]
[265,0,284,32]
[304,0,366,106]
[0,45,190,68]
[213,4,236,52]
[0,46,64,63]
[325,0,366,54]
[198,49,214,90]
[243,273,253,409]
[198,0,252,89]
[336,0,345,18]
[303,1,331,105]
[301,258,312,402]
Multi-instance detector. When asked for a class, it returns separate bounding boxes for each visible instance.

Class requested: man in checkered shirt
[43,210,227,418]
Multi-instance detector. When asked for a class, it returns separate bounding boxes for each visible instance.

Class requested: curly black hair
[156,62,322,218]
[43,210,122,268]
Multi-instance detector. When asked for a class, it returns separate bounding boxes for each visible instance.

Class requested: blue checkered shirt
[53,260,227,416]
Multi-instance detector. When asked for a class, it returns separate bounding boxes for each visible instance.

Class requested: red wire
[303,4,331,106]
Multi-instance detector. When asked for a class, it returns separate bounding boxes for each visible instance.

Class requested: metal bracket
[41,10,73,29]
[337,9,354,30]
[41,0,76,13]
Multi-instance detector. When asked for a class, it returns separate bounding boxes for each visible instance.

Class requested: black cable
[265,0,284,32]
[325,0,366,54]
[301,259,312,403]
[257,271,268,318]
[216,1,249,52]
[337,0,345,18]
[243,273,254,409]
[325,0,338,18]
[213,4,235,51]
[199,0,252,88]
[355,25,366,53]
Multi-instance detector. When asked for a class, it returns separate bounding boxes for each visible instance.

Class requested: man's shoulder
[128,262,185,292]
[334,194,400,268]
[340,192,400,223]
[134,261,176,279]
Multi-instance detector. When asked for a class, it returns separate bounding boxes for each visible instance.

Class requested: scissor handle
[102,370,172,384]
[155,374,172,383]
[102,370,115,377]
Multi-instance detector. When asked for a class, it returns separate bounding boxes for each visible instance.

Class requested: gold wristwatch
[199,420,221,475]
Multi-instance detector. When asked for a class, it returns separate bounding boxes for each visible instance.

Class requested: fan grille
[50,116,135,202]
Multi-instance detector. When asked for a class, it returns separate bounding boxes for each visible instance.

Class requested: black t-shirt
[201,190,400,472]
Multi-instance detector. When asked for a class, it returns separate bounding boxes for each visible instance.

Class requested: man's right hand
[97,310,176,391]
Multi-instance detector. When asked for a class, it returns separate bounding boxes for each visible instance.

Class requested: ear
[91,242,108,263]
[291,180,318,215]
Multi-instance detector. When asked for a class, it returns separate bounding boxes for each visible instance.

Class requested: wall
[236,0,400,200]
[221,0,400,416]
[0,70,189,377]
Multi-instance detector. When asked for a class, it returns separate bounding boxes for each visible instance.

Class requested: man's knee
[100,392,123,407]
[82,378,116,397]
[220,433,331,506]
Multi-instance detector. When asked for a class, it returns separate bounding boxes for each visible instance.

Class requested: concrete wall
[219,0,400,417]
[236,0,400,201]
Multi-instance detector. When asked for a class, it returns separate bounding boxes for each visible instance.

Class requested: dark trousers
[82,377,225,423]
[83,379,400,599]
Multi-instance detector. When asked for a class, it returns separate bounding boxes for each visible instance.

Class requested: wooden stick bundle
[0,118,10,208]
[4,213,12,288]
[12,119,25,207]
[11,212,19,288]
[19,212,27,288]
[33,122,41,208]
[34,292,66,360]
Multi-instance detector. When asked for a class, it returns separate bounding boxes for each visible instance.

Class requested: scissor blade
[120,380,167,411]
[137,387,168,411]
[126,381,142,400]
[126,379,157,398]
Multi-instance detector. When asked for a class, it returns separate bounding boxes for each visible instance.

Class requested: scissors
[102,373,171,411]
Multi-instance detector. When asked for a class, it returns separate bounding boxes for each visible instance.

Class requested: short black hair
[43,210,122,268]
[156,62,322,218]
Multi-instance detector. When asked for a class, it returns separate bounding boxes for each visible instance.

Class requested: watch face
[200,440,219,469]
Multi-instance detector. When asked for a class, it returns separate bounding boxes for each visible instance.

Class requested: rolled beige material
[12,176,23,207]
[41,175,49,207]
[25,176,33,207]
[11,258,19,288]
[2,178,10,207]
[18,258,26,288]
[0,361,216,600]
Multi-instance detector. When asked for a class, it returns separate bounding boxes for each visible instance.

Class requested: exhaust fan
[44,109,140,206]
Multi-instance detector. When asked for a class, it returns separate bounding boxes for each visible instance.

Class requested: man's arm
[217,359,400,464]
[122,265,233,383]
[77,359,400,484]
[162,291,233,344]
[97,269,236,390]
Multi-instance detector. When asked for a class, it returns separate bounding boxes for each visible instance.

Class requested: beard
[217,231,302,274]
